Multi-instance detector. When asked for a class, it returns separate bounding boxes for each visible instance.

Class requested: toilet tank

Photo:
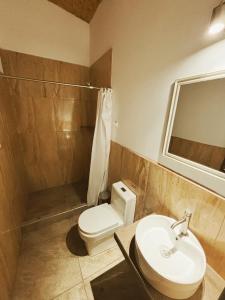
[111,181,136,225]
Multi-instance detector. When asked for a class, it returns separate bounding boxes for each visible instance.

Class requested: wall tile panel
[108,141,225,279]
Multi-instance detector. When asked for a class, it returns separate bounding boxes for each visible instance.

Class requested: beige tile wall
[90,49,112,88]
[0,49,95,192]
[108,141,225,279]
[0,78,28,299]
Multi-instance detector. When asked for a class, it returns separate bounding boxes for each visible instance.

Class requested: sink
[135,215,206,299]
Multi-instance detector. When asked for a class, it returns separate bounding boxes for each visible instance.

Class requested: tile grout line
[78,243,125,296]
[78,252,91,300]
[22,204,87,228]
[82,256,125,300]
[77,243,123,279]
[83,279,90,300]
[81,254,125,281]
[50,280,84,300]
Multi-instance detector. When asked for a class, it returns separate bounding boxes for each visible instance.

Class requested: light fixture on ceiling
[209,1,225,34]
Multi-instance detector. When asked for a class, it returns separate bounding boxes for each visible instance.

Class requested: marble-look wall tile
[0,78,28,299]
[121,147,150,220]
[144,161,225,277]
[54,98,81,132]
[0,49,96,192]
[0,48,90,85]
[90,49,112,88]
[57,129,93,184]
[12,92,94,192]
[143,162,169,215]
[214,218,225,277]
[108,142,149,220]
[108,141,123,187]
[108,141,225,279]
[80,91,97,127]
[88,49,112,130]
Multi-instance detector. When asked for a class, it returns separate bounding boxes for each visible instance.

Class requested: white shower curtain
[87,88,112,206]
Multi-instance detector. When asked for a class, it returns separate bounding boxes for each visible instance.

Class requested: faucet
[171,209,192,238]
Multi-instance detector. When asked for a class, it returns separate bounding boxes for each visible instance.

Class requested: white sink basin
[135,215,206,299]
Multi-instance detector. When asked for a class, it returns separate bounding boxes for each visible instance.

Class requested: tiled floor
[25,182,87,223]
[12,213,123,300]
[13,212,149,300]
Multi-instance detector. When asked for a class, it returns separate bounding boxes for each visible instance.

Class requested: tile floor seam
[50,280,85,300]
[77,256,92,299]
[80,254,125,280]
[82,257,126,300]
[78,252,85,280]
[83,279,91,300]
[88,256,125,279]
[13,249,83,299]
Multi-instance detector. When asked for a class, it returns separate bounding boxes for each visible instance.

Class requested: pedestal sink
[135,215,206,299]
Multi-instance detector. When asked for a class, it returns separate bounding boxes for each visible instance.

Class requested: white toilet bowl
[79,203,123,255]
[78,181,136,256]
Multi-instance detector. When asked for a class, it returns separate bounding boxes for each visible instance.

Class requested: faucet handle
[184,209,192,217]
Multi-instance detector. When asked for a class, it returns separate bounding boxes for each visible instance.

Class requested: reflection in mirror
[168,78,225,174]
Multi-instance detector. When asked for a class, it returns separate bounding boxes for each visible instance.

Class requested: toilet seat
[78,203,122,236]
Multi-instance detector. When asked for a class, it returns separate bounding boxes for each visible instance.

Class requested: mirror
[169,78,225,174]
[160,71,225,197]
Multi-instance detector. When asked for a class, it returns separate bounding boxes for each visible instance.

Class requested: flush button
[121,187,126,192]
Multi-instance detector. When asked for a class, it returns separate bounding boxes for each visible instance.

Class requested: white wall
[90,0,225,161]
[172,79,225,147]
[0,0,89,66]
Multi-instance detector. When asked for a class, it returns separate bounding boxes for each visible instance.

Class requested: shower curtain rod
[0,74,103,90]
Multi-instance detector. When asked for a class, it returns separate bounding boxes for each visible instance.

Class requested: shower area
[0,48,111,227]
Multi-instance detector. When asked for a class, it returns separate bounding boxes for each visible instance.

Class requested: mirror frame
[159,70,225,198]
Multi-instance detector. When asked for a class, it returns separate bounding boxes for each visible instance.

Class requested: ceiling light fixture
[209,1,225,34]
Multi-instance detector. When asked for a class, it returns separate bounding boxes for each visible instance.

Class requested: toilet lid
[78,204,119,235]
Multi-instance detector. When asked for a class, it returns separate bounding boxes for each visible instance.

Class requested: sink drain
[160,245,177,258]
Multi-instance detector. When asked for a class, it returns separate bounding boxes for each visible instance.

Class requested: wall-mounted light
[209,1,225,34]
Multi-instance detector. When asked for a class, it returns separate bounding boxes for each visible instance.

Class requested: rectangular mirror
[160,71,225,197]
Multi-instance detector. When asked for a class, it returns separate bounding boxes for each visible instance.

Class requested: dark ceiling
[48,0,102,23]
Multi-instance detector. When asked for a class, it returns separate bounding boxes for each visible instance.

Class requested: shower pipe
[0,73,108,90]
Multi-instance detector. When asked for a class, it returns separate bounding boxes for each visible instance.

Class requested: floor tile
[13,255,82,300]
[65,224,88,257]
[21,216,72,250]
[53,282,88,300]
[69,206,87,227]
[84,282,95,300]
[29,234,75,258]
[25,182,87,222]
[87,256,125,281]
[85,260,149,300]
[84,258,125,300]
[79,245,123,279]
[13,232,82,300]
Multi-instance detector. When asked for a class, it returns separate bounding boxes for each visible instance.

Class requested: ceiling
[48,0,102,23]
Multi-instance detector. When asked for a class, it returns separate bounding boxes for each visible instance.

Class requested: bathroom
[1,0,225,299]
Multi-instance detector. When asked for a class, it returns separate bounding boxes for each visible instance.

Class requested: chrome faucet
[171,209,192,238]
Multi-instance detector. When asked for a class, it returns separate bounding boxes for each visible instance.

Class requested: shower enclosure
[0,49,97,225]
[0,47,112,299]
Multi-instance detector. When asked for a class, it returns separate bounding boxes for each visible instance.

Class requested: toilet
[78,181,136,256]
